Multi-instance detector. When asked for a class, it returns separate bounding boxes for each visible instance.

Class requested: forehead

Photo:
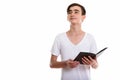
[69,6,81,11]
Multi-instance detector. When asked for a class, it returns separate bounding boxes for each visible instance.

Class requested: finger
[88,56,94,61]
[82,58,90,65]
[74,61,80,64]
[82,60,89,65]
[83,57,91,62]
[82,60,86,64]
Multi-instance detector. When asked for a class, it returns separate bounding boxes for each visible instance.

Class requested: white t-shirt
[51,32,97,80]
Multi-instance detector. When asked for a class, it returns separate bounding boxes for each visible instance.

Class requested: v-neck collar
[65,32,87,47]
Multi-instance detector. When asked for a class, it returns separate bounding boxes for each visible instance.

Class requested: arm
[50,55,67,68]
[50,54,80,68]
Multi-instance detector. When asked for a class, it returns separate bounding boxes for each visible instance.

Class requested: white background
[0,0,120,80]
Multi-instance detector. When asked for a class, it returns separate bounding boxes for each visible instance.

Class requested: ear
[81,15,86,22]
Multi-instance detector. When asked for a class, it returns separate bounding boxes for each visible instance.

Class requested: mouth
[70,18,77,20]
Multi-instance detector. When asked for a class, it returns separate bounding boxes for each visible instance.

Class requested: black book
[74,47,108,64]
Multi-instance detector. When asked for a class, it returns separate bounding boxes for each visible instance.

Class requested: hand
[82,56,98,68]
[66,59,79,68]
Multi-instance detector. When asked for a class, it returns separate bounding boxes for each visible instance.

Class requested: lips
[70,18,77,20]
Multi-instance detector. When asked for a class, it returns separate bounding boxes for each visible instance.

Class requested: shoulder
[55,32,66,39]
[86,33,95,39]
[85,32,96,42]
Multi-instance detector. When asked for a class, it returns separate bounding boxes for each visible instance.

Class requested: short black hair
[67,3,86,15]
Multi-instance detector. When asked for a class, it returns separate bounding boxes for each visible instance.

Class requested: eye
[74,11,79,14]
[67,10,72,14]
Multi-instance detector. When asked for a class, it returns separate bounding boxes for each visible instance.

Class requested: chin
[70,20,78,23]
[71,22,78,24]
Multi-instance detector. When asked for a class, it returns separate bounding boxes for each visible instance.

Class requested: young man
[50,3,98,80]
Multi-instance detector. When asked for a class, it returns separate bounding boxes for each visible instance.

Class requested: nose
[70,11,75,16]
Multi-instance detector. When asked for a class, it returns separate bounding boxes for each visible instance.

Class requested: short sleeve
[51,35,61,56]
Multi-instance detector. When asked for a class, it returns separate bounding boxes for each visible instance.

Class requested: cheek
[67,15,69,19]
[67,16,70,21]
[78,18,82,22]
[78,16,84,22]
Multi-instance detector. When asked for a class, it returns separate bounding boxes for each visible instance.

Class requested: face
[67,6,85,24]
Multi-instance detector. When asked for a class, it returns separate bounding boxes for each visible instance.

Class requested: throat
[66,31,85,45]
[67,30,84,36]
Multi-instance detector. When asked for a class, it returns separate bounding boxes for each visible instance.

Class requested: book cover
[74,47,108,64]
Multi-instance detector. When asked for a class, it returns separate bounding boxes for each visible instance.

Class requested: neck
[69,24,83,35]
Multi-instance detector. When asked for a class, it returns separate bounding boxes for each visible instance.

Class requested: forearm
[50,61,67,68]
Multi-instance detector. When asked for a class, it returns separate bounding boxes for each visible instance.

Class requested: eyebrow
[73,9,80,11]
[68,9,80,12]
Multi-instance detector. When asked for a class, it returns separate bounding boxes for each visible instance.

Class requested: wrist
[91,63,98,69]
[63,61,68,68]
